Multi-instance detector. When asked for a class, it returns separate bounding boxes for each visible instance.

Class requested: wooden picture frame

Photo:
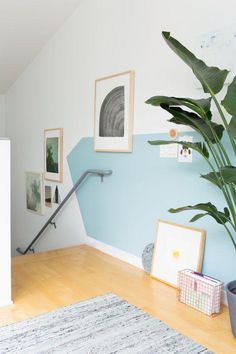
[44,128,63,182]
[151,220,205,288]
[94,70,134,152]
[25,172,44,215]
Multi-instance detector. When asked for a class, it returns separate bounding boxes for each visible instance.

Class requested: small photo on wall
[94,70,134,152]
[25,172,44,215]
[44,128,63,182]
[178,136,193,163]
[45,185,52,208]
[53,185,61,205]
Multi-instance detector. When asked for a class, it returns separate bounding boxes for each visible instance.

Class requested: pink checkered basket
[177,269,224,316]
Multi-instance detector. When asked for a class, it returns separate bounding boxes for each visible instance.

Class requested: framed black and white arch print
[94,70,134,152]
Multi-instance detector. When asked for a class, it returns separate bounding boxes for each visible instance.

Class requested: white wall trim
[0,300,13,308]
[222,290,227,306]
[86,236,228,307]
[86,236,143,269]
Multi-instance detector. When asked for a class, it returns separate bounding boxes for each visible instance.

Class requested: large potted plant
[146,32,236,336]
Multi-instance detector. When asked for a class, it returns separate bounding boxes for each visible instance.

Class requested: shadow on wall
[67,133,236,284]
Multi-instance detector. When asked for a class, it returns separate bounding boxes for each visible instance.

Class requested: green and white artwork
[26,172,44,215]
[44,128,63,182]
[46,137,59,173]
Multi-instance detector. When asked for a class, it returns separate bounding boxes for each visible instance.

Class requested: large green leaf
[146,96,212,119]
[228,116,236,139]
[162,32,229,94]
[190,213,208,222]
[220,166,236,184]
[201,172,222,188]
[222,77,236,116]
[148,140,209,158]
[169,202,231,225]
[224,207,231,218]
[162,105,224,143]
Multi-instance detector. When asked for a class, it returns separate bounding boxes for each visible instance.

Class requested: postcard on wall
[178,136,193,163]
[45,185,52,208]
[44,128,63,182]
[160,144,178,158]
[94,70,134,152]
[25,172,44,215]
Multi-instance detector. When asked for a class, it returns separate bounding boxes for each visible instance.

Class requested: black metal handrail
[16,169,112,255]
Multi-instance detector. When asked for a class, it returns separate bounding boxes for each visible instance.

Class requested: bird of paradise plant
[146,32,236,250]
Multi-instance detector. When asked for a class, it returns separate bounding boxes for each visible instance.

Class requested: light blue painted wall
[67,133,236,284]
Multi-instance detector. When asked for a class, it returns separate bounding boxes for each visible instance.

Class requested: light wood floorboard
[0,245,235,353]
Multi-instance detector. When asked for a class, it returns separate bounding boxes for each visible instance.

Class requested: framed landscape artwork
[94,70,134,152]
[44,128,63,182]
[25,172,44,215]
[151,220,205,287]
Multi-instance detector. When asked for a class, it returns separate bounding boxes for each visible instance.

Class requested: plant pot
[226,280,236,337]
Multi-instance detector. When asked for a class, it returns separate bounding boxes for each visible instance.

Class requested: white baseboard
[85,236,228,307]
[0,299,13,308]
[86,236,143,269]
[222,290,227,306]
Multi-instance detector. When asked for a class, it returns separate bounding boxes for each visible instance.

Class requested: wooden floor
[0,245,235,353]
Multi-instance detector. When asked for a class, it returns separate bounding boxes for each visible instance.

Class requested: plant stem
[222,222,236,250]
[201,110,230,166]
[211,94,236,155]
[206,91,236,226]
[199,147,236,226]
[183,114,236,225]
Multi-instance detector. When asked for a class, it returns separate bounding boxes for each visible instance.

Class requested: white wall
[6,0,236,255]
[0,140,12,306]
[0,95,5,137]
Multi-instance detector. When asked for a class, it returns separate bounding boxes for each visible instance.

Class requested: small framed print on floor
[94,70,135,152]
[151,220,205,287]
[44,128,63,182]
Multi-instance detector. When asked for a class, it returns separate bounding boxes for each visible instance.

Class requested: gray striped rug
[0,293,212,353]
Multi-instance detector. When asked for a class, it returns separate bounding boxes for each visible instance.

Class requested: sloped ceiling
[0,0,81,93]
